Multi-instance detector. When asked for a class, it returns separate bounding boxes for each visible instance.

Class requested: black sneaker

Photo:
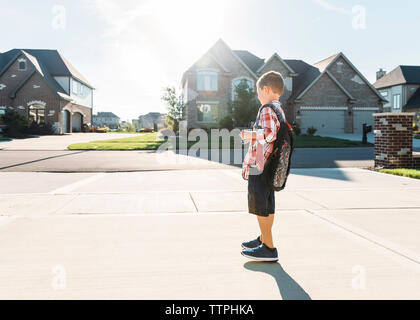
[241,236,262,250]
[241,243,278,262]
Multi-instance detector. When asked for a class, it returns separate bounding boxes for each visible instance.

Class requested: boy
[240,71,286,262]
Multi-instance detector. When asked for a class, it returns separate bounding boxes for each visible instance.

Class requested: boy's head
[256,71,284,105]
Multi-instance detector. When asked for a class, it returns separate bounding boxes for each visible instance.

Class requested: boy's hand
[240,130,255,141]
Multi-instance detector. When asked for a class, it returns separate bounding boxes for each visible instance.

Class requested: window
[337,62,343,73]
[393,94,401,109]
[18,60,26,71]
[197,71,218,91]
[28,105,45,124]
[72,79,78,94]
[232,78,254,100]
[197,103,218,122]
[80,84,84,96]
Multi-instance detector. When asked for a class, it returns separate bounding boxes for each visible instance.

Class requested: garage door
[72,112,82,132]
[353,111,374,134]
[301,110,345,134]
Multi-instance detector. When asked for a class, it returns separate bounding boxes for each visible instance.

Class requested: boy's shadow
[244,262,311,300]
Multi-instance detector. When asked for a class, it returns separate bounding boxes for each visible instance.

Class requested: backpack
[256,103,295,192]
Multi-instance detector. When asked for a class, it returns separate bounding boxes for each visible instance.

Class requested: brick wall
[373,113,419,169]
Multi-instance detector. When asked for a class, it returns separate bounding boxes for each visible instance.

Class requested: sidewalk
[0,132,143,150]
[0,168,419,299]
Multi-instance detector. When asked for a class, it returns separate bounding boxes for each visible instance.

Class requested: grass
[0,136,11,141]
[379,168,420,180]
[67,131,373,150]
[68,132,165,150]
[415,134,420,140]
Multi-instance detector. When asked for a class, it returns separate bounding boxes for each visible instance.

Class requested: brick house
[180,39,386,134]
[93,112,120,129]
[374,66,420,127]
[0,49,94,134]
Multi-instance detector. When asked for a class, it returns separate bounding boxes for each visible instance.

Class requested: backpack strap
[256,103,284,129]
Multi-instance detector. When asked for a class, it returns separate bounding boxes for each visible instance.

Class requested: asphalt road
[0,147,377,172]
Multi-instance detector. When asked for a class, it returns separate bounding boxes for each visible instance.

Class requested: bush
[307,126,317,136]
[2,109,31,138]
[95,126,110,133]
[219,115,234,130]
[139,128,154,133]
[292,122,301,135]
[26,121,56,135]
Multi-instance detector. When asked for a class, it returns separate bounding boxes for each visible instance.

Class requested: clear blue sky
[0,0,418,121]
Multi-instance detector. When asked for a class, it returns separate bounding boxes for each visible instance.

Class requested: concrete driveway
[0,133,144,150]
[0,167,419,299]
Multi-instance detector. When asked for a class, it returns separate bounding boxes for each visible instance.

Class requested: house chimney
[376,68,387,81]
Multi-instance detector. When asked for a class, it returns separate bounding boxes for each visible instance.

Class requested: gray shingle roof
[374,66,420,89]
[406,87,420,109]
[0,49,93,100]
[232,50,265,73]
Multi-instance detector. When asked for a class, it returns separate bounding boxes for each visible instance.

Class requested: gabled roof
[256,53,296,74]
[232,50,265,73]
[406,87,420,109]
[0,49,93,89]
[296,52,386,102]
[313,53,341,72]
[374,66,420,89]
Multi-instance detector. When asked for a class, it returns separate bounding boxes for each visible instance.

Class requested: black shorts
[248,169,275,217]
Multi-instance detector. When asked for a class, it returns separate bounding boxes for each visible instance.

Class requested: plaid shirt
[242,100,286,180]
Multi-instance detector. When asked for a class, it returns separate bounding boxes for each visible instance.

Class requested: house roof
[182,39,384,104]
[95,112,120,118]
[313,53,341,72]
[406,87,420,109]
[232,50,265,73]
[0,49,93,100]
[374,66,420,89]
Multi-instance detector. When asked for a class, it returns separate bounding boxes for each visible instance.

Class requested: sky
[0,0,419,121]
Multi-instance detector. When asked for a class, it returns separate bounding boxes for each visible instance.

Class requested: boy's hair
[256,71,284,96]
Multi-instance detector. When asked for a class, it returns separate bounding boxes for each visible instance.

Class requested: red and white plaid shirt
[242,100,286,180]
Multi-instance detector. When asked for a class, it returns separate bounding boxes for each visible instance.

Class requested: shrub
[27,121,56,135]
[307,126,317,136]
[2,109,30,138]
[292,122,301,135]
[219,115,234,130]
[95,126,110,133]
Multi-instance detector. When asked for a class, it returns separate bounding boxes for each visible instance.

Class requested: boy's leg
[257,214,275,248]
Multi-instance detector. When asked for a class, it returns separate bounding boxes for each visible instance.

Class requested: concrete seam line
[48,172,107,194]
[302,209,420,271]
[188,192,199,213]
[294,192,329,210]
[47,194,80,215]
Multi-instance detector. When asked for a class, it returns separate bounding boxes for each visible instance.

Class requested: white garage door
[301,110,345,134]
[353,111,374,134]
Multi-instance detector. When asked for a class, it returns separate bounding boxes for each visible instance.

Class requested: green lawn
[379,168,420,180]
[68,132,165,150]
[0,137,11,141]
[415,134,420,139]
[68,132,373,150]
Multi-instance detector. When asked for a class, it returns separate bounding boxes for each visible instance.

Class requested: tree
[229,80,259,128]
[161,86,185,133]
